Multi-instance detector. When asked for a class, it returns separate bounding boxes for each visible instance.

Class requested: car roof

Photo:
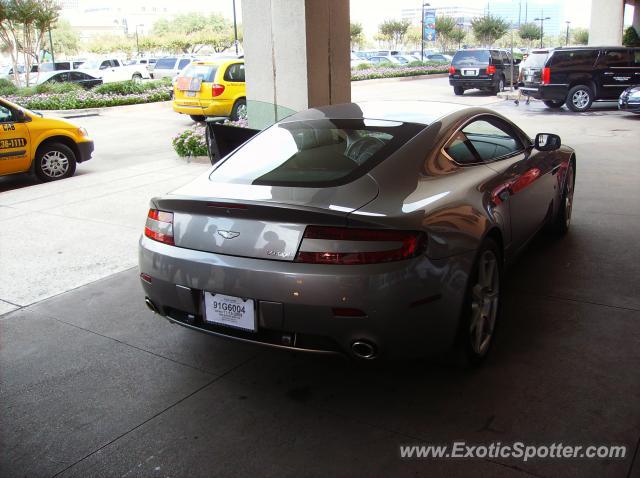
[189,59,243,66]
[282,101,470,126]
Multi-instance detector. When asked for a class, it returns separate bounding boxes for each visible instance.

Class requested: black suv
[449,49,520,95]
[520,46,640,112]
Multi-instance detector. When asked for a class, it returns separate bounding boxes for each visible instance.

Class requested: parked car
[0,97,94,181]
[449,49,520,95]
[77,57,150,83]
[367,55,408,65]
[618,84,640,113]
[32,70,102,89]
[150,56,196,80]
[172,59,246,122]
[351,52,368,68]
[425,53,453,63]
[139,101,576,364]
[520,46,640,112]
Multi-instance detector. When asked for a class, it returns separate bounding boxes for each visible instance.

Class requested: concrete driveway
[1,80,639,477]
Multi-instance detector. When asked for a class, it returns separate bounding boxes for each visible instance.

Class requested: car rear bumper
[449,76,498,89]
[519,84,568,101]
[76,140,94,163]
[138,236,474,360]
[172,99,233,117]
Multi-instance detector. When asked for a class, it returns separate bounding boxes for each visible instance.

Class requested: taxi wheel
[35,143,76,182]
[189,115,206,122]
[230,99,247,121]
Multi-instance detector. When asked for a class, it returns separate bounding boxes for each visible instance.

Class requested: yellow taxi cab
[0,98,94,182]
[172,59,246,122]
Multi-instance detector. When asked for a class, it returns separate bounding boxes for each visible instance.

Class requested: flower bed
[173,124,208,157]
[5,79,172,110]
[351,65,449,81]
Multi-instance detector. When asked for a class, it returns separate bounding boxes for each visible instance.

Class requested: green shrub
[623,26,640,47]
[172,127,208,157]
[355,62,373,70]
[34,82,83,94]
[0,78,17,95]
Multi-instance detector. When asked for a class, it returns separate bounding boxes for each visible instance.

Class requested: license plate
[525,75,533,82]
[186,91,196,97]
[203,292,256,332]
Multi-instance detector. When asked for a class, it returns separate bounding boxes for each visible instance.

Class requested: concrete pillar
[241,0,351,129]
[633,0,640,31]
[589,0,625,45]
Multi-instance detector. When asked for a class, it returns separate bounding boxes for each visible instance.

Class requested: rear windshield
[525,52,550,68]
[155,58,176,69]
[209,119,424,187]
[181,64,218,82]
[452,50,490,66]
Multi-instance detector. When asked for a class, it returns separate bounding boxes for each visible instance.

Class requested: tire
[493,76,505,94]
[189,115,206,122]
[132,73,143,82]
[552,161,575,236]
[34,142,76,182]
[543,100,565,109]
[230,98,247,121]
[453,86,464,96]
[566,85,593,112]
[454,237,502,367]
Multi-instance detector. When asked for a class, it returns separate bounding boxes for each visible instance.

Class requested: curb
[41,108,102,118]
[351,73,449,85]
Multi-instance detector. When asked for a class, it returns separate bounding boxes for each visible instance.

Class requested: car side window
[178,59,190,70]
[100,61,110,69]
[224,63,245,82]
[461,119,524,162]
[443,131,479,165]
[0,105,14,122]
[600,50,630,67]
[70,72,88,80]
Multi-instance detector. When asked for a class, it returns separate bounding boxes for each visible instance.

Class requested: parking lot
[1,77,639,477]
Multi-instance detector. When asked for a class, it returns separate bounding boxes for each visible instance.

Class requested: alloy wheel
[40,151,69,178]
[572,90,590,110]
[469,250,500,356]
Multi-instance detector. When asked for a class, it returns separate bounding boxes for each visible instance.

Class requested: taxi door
[0,103,31,176]
[220,62,245,106]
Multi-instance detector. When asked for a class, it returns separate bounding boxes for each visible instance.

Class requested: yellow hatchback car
[0,98,94,182]
[172,59,246,122]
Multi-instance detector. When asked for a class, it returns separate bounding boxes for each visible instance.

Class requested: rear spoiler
[205,122,260,164]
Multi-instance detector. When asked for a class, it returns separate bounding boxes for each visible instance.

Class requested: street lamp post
[421,2,430,62]
[232,0,239,56]
[533,14,550,48]
[565,20,571,46]
[457,22,464,50]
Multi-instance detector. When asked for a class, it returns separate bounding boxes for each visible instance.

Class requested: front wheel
[543,100,565,109]
[454,238,502,367]
[189,115,206,122]
[552,162,575,235]
[34,143,77,182]
[132,73,143,82]
[566,85,593,112]
[453,86,465,96]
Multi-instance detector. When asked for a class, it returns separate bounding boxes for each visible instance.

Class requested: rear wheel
[493,76,505,94]
[189,115,206,122]
[454,238,502,367]
[543,100,564,109]
[453,86,464,96]
[566,85,593,112]
[230,98,247,121]
[34,143,76,182]
[132,73,143,82]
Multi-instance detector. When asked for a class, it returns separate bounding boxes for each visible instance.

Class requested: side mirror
[14,109,26,122]
[534,133,561,151]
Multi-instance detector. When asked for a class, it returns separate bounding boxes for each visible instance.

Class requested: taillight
[294,226,426,265]
[448,65,456,75]
[211,84,225,96]
[541,67,551,85]
[144,209,174,245]
[486,65,496,74]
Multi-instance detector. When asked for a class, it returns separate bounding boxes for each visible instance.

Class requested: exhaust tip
[144,297,158,314]
[351,340,377,360]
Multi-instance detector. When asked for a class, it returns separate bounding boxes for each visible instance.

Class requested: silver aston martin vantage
[139,101,576,364]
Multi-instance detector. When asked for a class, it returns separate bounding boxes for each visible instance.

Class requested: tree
[378,19,410,49]
[435,16,456,53]
[471,14,509,47]
[0,0,60,86]
[51,19,79,56]
[519,22,541,48]
[623,26,640,47]
[449,27,466,50]
[572,28,588,45]
[350,22,364,50]
[87,34,135,55]
[405,25,422,50]
[150,12,236,54]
